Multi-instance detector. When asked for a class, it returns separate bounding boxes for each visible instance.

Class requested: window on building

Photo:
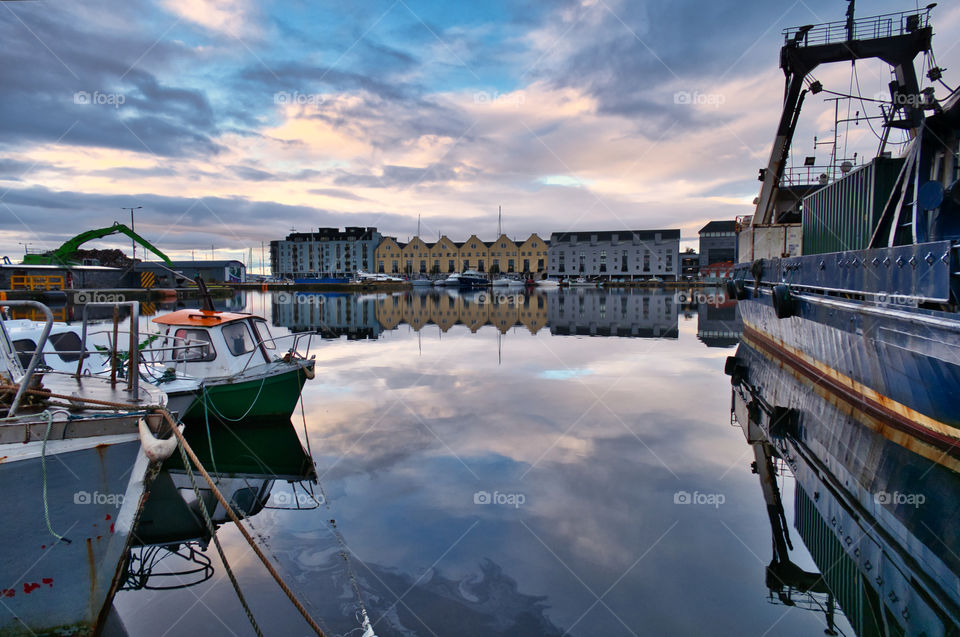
[392,260,398,273]
[508,259,515,272]
[621,253,628,270]
[599,250,607,273]
[448,260,455,272]
[666,253,673,271]
[643,253,650,272]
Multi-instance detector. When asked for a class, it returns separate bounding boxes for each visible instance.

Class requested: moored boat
[0,300,177,636]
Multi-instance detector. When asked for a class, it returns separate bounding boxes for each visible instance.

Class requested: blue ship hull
[735,286,960,465]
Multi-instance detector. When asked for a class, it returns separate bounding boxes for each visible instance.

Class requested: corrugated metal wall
[801,157,904,255]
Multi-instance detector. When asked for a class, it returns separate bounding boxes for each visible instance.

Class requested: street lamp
[121,206,142,262]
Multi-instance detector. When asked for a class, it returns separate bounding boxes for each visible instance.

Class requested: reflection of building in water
[375,291,548,334]
[271,292,383,339]
[548,290,678,338]
[729,339,960,635]
[696,300,742,347]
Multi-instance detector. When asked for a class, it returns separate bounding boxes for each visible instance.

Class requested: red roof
[153,310,251,327]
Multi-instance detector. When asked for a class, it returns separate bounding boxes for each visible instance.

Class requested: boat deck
[0,372,166,445]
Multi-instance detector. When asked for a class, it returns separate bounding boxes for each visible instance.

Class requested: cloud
[159,0,261,38]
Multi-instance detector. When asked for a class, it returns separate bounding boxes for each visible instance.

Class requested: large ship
[732,4,960,467]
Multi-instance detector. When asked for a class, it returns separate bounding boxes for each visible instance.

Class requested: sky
[1,0,959,267]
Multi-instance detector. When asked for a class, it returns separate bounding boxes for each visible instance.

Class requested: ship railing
[780,164,840,187]
[782,9,931,47]
[0,300,54,415]
[77,302,142,400]
[237,331,316,374]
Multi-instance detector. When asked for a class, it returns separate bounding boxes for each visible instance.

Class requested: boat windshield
[252,319,276,350]
[173,328,215,361]
[222,322,256,357]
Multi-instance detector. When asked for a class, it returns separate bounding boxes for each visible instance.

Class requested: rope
[40,409,71,544]
[200,384,218,475]
[199,371,269,423]
[159,409,328,637]
[177,441,263,637]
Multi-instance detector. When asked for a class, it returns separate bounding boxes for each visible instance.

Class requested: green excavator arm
[22,222,172,266]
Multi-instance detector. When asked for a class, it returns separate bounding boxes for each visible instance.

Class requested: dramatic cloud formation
[1,0,958,266]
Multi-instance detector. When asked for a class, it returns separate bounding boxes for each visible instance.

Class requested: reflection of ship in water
[271,288,735,340]
[728,339,960,635]
[548,289,678,338]
[123,420,318,591]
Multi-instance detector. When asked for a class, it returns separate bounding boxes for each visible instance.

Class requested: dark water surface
[115,288,847,636]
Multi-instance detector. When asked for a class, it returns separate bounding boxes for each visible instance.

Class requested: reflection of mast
[752,441,839,633]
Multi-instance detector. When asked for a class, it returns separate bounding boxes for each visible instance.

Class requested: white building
[270,227,382,280]
[547,230,680,281]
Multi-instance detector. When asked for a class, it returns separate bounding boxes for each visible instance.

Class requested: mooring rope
[159,409,328,637]
[177,440,263,637]
[40,409,71,545]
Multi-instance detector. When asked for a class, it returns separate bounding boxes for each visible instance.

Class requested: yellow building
[375,232,547,275]
[518,233,548,275]
[430,235,460,274]
[402,237,432,275]
[487,234,518,274]
[374,237,403,274]
[460,234,489,272]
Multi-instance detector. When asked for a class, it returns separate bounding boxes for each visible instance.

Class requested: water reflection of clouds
[288,317,826,635]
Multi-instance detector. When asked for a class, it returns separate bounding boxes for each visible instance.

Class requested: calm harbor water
[114,288,850,636]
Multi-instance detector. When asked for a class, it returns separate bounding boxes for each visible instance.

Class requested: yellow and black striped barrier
[140,271,157,289]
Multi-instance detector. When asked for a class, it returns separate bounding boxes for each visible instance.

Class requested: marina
[1,0,959,635]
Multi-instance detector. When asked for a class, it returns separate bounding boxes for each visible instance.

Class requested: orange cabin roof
[153,310,252,327]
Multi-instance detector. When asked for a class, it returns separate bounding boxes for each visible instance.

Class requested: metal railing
[782,9,931,47]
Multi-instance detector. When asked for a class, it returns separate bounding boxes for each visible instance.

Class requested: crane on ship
[22,222,173,267]
[753,1,937,227]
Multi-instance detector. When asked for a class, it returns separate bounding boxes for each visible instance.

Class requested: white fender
[138,418,178,462]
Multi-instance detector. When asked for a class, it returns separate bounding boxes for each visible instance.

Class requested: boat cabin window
[252,319,276,350]
[172,328,215,361]
[222,322,256,357]
[49,332,85,363]
[12,339,42,368]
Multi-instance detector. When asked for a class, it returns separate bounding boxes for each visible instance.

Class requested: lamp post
[121,206,142,262]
